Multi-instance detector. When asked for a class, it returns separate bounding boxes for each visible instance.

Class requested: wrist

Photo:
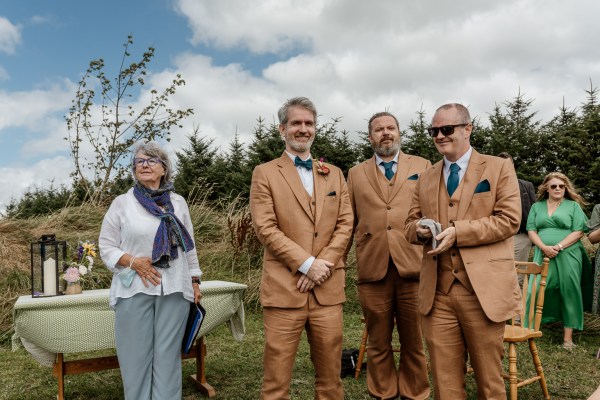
[191,277,201,285]
[557,243,563,251]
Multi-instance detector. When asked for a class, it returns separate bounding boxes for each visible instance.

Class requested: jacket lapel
[429,160,443,221]
[363,156,385,201]
[457,150,485,220]
[277,153,314,222]
[314,167,326,227]
[389,152,411,199]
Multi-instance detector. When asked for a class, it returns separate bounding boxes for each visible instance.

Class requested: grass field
[0,203,599,399]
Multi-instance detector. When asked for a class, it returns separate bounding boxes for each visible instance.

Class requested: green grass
[1,310,599,399]
[1,203,599,399]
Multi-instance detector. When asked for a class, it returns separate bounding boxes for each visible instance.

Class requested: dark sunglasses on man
[427,123,470,138]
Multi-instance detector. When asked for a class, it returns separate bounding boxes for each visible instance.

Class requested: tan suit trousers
[358,262,430,400]
[262,292,343,400]
[422,283,506,400]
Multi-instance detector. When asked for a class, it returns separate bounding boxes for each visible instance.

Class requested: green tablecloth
[12,280,247,367]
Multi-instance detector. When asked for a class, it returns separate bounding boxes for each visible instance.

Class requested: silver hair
[433,103,471,124]
[277,97,317,125]
[130,141,173,185]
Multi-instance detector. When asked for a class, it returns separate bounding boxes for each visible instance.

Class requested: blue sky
[1,0,599,210]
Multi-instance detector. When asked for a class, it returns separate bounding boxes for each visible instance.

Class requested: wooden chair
[354,317,400,379]
[503,257,550,400]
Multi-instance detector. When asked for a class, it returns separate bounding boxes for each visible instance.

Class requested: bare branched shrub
[225,197,261,262]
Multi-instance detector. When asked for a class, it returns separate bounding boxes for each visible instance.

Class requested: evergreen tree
[246,117,285,172]
[403,108,440,163]
[173,129,220,201]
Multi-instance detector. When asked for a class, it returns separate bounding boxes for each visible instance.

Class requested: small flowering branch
[314,157,330,180]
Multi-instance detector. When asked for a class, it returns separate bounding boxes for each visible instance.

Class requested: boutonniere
[313,157,330,180]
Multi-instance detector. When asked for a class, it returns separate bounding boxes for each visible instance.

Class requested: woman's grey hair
[131,141,173,185]
[277,97,317,125]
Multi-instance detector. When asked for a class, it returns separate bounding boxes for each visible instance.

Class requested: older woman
[99,141,202,399]
[588,204,600,313]
[527,172,591,349]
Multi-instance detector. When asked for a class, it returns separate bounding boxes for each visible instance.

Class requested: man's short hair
[434,103,471,124]
[368,112,400,135]
[497,152,514,163]
[278,97,317,125]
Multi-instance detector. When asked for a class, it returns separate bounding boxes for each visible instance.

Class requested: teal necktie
[294,156,312,170]
[447,163,460,197]
[380,161,395,180]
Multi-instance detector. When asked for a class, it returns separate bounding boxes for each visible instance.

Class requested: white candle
[43,257,57,296]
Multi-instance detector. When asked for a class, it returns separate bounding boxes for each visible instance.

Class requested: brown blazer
[405,150,522,322]
[348,153,431,282]
[250,153,354,308]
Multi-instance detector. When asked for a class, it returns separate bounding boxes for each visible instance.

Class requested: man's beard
[371,138,400,158]
[286,135,314,153]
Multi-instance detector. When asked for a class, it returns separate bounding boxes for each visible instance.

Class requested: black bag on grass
[340,348,360,378]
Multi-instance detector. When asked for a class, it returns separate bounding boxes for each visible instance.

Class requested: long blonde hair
[536,172,587,207]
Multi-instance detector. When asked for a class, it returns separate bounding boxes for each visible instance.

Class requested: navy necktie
[294,156,312,171]
[447,163,460,197]
[380,161,395,180]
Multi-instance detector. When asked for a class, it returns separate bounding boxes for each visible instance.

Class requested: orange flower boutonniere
[314,157,330,180]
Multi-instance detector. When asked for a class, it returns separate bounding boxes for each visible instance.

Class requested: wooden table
[12,281,247,399]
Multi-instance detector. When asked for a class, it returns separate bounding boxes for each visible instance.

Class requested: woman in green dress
[527,172,592,349]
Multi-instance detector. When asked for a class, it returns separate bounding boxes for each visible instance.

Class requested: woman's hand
[541,245,559,259]
[131,257,162,287]
[193,283,202,303]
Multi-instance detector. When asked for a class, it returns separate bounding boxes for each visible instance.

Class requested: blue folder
[182,302,206,354]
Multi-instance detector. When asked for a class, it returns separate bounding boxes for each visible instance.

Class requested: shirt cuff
[298,256,315,274]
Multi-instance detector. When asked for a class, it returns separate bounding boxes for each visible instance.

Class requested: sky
[1,0,599,210]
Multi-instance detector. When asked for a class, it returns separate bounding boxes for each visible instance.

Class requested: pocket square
[407,173,419,181]
[475,179,491,193]
[327,191,336,196]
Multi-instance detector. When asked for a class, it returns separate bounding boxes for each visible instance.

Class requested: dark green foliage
[403,108,441,164]
[4,183,79,219]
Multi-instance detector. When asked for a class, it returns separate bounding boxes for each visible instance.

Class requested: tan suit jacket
[405,150,522,322]
[250,153,354,308]
[348,153,431,281]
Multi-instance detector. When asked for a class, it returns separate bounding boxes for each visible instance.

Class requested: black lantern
[30,234,67,297]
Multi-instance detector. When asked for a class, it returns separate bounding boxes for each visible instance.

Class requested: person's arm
[589,229,600,244]
[179,197,202,303]
[551,231,585,252]
[528,230,559,258]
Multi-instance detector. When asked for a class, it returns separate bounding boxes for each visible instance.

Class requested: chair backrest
[513,258,550,331]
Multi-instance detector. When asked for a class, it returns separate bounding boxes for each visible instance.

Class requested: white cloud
[0,156,72,211]
[0,16,20,54]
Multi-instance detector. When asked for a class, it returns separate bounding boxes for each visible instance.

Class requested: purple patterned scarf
[133,182,195,268]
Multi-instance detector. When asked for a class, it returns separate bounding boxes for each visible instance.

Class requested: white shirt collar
[286,151,311,162]
[444,146,472,173]
[374,151,399,166]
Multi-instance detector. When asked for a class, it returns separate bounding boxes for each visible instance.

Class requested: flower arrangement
[313,157,330,179]
[61,241,97,285]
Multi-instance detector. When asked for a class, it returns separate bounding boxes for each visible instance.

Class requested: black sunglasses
[549,184,565,190]
[427,123,469,137]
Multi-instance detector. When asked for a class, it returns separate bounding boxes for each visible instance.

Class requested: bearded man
[346,111,431,399]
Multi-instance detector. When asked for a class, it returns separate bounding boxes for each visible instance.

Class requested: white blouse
[99,188,202,308]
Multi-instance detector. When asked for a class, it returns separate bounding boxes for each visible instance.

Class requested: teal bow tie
[295,156,313,171]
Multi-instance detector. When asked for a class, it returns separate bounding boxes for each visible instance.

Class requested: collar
[286,150,312,162]
[374,151,400,165]
[444,146,472,173]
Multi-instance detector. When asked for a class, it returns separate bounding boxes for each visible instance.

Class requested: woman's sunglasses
[549,184,565,190]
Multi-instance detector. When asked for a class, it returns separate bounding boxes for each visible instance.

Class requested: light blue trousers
[114,291,190,400]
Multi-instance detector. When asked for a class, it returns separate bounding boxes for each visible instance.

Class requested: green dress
[526,199,592,330]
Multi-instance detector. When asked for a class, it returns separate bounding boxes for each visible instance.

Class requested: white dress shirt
[443,146,473,188]
[285,151,314,274]
[99,187,202,308]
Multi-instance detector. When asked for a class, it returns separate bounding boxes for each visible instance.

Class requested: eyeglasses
[133,157,162,167]
[427,124,469,137]
[549,184,565,190]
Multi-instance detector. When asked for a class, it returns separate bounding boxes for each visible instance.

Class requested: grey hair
[368,111,400,135]
[131,141,173,185]
[434,103,471,124]
[277,97,317,125]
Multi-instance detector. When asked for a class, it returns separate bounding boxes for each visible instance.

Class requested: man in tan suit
[405,103,521,399]
[347,112,430,399]
[250,97,353,400]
